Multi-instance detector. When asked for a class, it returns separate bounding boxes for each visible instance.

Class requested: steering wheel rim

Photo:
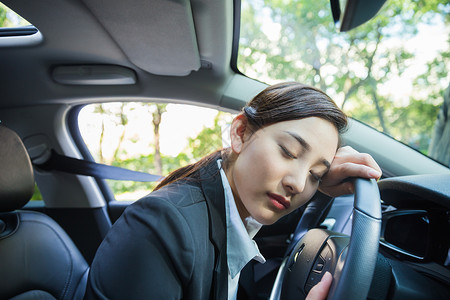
[270,178,382,300]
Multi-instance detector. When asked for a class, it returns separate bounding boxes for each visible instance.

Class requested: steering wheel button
[313,256,325,272]
[307,271,322,285]
[315,262,324,272]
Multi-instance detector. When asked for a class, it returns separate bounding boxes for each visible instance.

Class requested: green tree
[0,4,7,27]
[107,151,190,196]
[30,184,43,201]
[428,85,450,165]
[184,111,231,160]
[105,110,232,197]
[93,103,129,164]
[0,3,31,27]
[86,104,232,199]
[150,104,167,175]
[239,0,449,154]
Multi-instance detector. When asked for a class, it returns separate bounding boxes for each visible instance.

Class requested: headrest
[0,125,35,212]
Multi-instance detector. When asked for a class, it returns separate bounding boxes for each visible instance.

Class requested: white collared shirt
[217,160,266,300]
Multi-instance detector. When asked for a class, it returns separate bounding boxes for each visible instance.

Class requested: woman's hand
[318,146,381,197]
[305,272,333,300]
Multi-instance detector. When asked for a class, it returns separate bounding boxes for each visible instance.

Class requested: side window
[0,2,31,28]
[78,102,234,201]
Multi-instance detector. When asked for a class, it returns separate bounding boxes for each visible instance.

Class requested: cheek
[233,143,282,196]
[238,143,280,180]
[290,184,318,209]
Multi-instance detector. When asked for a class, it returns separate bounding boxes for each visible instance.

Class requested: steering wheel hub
[271,178,382,300]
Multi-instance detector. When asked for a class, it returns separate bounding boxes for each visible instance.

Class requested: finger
[332,162,381,180]
[335,152,381,173]
[336,145,357,154]
[305,272,333,300]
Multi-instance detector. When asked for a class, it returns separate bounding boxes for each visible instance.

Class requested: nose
[282,170,307,196]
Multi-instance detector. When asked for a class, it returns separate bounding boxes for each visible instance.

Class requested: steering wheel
[270,178,382,300]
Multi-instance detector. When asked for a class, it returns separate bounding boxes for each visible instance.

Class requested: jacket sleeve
[85,196,196,300]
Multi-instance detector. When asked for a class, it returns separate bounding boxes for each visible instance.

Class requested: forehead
[262,117,339,158]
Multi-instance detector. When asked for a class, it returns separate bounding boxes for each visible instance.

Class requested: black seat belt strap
[34,150,162,182]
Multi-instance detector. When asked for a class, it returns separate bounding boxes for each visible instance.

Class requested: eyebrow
[284,131,311,151]
[284,131,331,170]
[321,159,331,170]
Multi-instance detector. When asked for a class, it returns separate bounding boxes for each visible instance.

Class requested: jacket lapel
[199,158,228,299]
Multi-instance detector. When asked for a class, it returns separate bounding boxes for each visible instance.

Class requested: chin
[253,211,283,226]
[260,219,278,226]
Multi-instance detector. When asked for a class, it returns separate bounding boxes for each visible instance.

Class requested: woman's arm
[85,198,195,300]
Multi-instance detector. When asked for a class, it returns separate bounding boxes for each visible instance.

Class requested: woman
[85,82,381,300]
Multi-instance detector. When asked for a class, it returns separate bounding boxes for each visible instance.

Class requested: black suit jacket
[85,159,228,299]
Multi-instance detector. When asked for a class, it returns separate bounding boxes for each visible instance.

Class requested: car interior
[0,125,89,300]
[0,0,449,299]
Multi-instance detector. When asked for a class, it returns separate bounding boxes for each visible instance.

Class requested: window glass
[78,102,234,201]
[238,0,450,167]
[31,184,42,201]
[0,3,31,28]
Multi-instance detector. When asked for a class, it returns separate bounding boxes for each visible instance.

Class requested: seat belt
[34,149,163,182]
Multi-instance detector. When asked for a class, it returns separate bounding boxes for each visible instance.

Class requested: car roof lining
[0,0,236,109]
[81,0,201,76]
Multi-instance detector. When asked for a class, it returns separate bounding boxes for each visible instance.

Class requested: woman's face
[227,116,339,225]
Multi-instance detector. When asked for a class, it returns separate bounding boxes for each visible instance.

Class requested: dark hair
[244,82,347,134]
[154,82,347,190]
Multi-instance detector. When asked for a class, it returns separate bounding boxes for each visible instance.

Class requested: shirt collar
[217,160,266,279]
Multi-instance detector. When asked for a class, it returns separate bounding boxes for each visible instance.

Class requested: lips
[268,193,291,210]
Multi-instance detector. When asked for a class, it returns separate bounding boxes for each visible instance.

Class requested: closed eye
[310,171,322,183]
[279,145,297,159]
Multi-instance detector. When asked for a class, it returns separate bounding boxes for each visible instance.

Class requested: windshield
[238,0,450,167]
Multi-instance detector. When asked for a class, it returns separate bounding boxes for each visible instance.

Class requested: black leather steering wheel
[270,178,382,300]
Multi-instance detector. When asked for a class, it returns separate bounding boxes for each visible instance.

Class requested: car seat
[0,124,89,300]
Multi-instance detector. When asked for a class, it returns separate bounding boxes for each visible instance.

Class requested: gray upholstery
[0,125,89,300]
[82,0,201,76]
[0,125,34,212]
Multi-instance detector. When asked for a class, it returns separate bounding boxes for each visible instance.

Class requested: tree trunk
[342,23,382,111]
[152,104,166,175]
[98,104,105,164]
[429,85,450,166]
[371,90,389,134]
[341,79,367,110]
[113,103,127,162]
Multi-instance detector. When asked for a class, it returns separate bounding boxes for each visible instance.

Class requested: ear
[229,113,248,154]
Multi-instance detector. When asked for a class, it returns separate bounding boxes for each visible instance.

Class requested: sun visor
[82,0,201,76]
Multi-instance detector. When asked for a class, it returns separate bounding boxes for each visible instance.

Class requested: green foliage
[391,100,440,152]
[0,4,9,27]
[103,110,230,199]
[106,152,190,196]
[0,3,30,27]
[184,111,230,160]
[239,0,449,155]
[30,184,43,201]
